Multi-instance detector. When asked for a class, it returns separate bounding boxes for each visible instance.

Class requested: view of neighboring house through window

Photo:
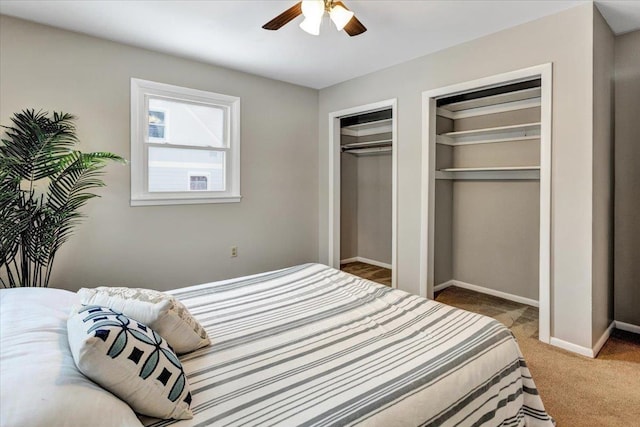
[131,78,240,205]
[148,109,167,141]
[146,98,225,193]
[189,172,211,191]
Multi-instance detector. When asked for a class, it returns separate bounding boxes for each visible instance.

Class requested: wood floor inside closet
[341,261,538,334]
[435,286,538,335]
[341,261,537,332]
[341,262,392,287]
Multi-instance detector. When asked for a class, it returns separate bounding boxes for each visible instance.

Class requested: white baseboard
[434,280,456,292]
[434,279,539,308]
[549,337,595,358]
[340,256,392,270]
[592,321,615,357]
[549,320,615,358]
[615,320,640,334]
[435,279,626,359]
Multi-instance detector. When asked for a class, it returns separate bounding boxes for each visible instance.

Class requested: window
[130,78,240,206]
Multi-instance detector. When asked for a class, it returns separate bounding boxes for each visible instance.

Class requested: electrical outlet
[230,246,238,257]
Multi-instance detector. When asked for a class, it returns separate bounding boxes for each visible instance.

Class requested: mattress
[143,263,552,427]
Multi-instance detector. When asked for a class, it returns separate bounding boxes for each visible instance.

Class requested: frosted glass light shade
[301,0,325,19]
[329,4,354,31]
[299,17,322,35]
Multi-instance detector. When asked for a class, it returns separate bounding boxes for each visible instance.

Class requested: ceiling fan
[262,0,367,37]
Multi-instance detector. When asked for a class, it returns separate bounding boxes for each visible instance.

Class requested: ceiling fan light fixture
[262,0,366,37]
[301,0,325,19]
[299,17,322,35]
[329,4,354,31]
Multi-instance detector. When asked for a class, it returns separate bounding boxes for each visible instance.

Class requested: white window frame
[130,78,241,206]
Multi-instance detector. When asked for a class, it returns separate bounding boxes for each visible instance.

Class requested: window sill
[130,195,242,206]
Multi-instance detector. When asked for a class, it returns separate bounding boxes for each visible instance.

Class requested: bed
[0,263,553,427]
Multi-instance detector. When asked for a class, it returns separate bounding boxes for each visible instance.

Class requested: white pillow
[0,288,142,427]
[78,286,210,354]
[67,304,193,420]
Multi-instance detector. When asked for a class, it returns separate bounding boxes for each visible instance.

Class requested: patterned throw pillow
[67,305,193,420]
[78,287,210,354]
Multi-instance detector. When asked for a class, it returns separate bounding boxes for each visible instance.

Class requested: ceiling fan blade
[262,2,303,30]
[334,2,367,36]
[343,16,367,36]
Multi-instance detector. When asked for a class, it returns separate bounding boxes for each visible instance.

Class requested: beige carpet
[436,286,640,427]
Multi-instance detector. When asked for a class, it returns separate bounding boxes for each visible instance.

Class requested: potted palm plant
[0,109,124,287]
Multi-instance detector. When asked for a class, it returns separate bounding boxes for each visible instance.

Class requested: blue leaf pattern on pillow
[80,305,121,316]
[108,329,128,358]
[82,310,118,322]
[88,320,124,333]
[160,347,182,369]
[141,349,160,379]
[129,328,157,346]
[151,329,163,345]
[168,372,186,402]
[76,304,191,409]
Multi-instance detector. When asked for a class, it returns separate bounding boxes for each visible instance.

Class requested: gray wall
[356,154,392,265]
[434,180,453,285]
[614,30,640,327]
[453,181,540,300]
[591,8,615,345]
[319,4,599,348]
[340,151,359,259]
[340,135,392,266]
[0,15,319,291]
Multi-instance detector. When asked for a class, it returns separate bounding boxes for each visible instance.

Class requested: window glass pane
[148,124,165,139]
[148,110,166,139]
[149,110,165,124]
[148,146,225,192]
[148,98,225,147]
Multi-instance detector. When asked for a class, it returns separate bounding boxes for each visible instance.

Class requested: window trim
[130,78,241,206]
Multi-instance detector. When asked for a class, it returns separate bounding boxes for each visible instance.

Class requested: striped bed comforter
[146,263,553,427]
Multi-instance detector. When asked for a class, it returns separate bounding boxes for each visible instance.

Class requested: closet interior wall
[435,84,541,302]
[340,112,392,267]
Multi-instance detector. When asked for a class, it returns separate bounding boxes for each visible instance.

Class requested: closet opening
[420,64,552,343]
[328,99,398,288]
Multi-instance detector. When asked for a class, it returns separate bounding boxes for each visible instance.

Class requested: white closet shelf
[341,139,392,150]
[341,119,392,137]
[437,96,541,120]
[439,87,541,113]
[436,135,540,146]
[439,166,540,172]
[441,122,540,138]
[344,147,392,156]
[436,166,540,180]
[437,122,540,146]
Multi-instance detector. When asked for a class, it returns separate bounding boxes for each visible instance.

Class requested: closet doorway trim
[420,63,552,344]
[328,99,398,288]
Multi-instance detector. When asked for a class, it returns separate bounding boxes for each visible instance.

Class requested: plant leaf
[0,109,124,287]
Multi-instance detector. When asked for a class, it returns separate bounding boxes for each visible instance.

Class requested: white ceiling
[1,1,638,89]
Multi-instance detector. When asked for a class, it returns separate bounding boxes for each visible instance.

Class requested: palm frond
[0,109,124,287]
